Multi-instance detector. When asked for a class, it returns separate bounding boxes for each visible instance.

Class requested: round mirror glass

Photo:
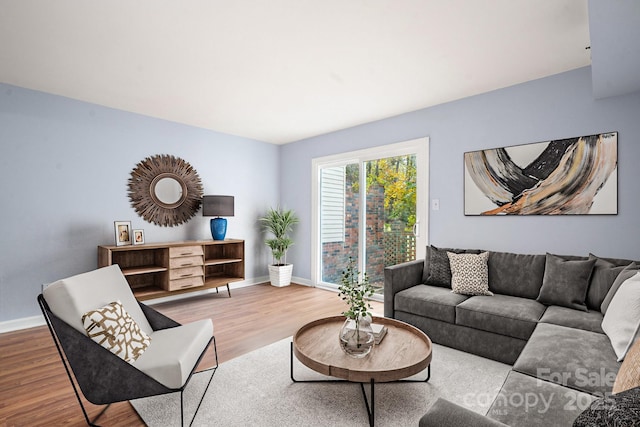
[154,177,183,205]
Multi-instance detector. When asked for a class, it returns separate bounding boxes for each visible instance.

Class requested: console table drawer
[169,245,204,258]
[169,266,204,281]
[169,255,203,269]
[166,275,204,291]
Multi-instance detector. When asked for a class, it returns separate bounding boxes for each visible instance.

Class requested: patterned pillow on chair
[82,300,151,363]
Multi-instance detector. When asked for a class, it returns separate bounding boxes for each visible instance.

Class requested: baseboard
[250,275,270,285]
[0,315,45,333]
[255,275,313,287]
[291,276,313,287]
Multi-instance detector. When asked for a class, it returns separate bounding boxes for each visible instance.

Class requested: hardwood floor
[0,283,383,426]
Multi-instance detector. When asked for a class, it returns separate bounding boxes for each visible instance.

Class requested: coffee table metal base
[290,342,431,427]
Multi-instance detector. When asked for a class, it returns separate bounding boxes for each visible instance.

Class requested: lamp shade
[202,195,235,217]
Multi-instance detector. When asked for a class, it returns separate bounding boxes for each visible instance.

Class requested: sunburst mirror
[128,154,203,227]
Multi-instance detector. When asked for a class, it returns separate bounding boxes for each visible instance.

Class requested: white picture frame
[114,221,132,246]
[133,229,145,245]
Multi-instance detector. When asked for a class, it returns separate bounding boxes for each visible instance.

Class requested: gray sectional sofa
[384,246,639,426]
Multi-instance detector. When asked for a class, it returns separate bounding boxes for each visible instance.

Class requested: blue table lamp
[202,195,234,240]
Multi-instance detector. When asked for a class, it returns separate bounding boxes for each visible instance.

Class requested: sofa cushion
[395,284,469,323]
[422,245,482,287]
[448,251,493,296]
[421,398,509,427]
[536,253,596,312]
[132,319,213,389]
[487,251,546,299]
[601,263,640,314]
[456,295,545,340]
[514,323,620,396]
[42,265,153,335]
[601,272,640,361]
[395,312,527,365]
[588,255,637,311]
[539,305,604,334]
[573,386,640,427]
[488,371,596,427]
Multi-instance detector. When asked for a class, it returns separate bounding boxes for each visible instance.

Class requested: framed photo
[133,229,145,245]
[464,132,618,215]
[114,221,132,246]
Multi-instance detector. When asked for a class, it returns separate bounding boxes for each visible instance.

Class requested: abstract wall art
[464,132,618,215]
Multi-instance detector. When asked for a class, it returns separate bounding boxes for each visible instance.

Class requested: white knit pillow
[447,251,493,296]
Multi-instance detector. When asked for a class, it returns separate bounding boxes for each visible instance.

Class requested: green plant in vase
[259,207,299,287]
[338,257,376,357]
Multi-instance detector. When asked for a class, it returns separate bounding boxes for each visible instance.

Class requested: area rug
[131,337,511,426]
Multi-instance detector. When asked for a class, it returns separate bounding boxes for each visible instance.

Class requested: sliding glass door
[312,138,428,298]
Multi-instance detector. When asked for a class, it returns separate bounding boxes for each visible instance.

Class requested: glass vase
[339,316,375,358]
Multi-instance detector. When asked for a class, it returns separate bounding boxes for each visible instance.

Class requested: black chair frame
[38,294,218,427]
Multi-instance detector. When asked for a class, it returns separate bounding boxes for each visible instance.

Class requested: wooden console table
[98,239,244,300]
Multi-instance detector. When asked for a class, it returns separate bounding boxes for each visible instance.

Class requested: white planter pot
[268,264,293,287]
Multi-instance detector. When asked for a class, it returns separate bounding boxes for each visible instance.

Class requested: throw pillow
[447,251,493,296]
[82,300,151,363]
[601,272,640,361]
[487,251,546,299]
[423,245,483,287]
[588,255,636,312]
[613,336,640,394]
[536,253,596,312]
[424,246,455,287]
[601,262,639,314]
[572,386,640,427]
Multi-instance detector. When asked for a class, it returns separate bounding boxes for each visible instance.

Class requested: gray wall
[589,0,640,99]
[0,83,279,322]
[280,67,640,281]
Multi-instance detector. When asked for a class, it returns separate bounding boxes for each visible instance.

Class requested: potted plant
[338,257,376,357]
[260,207,299,287]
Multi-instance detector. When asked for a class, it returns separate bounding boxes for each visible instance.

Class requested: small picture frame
[114,221,132,246]
[133,229,145,245]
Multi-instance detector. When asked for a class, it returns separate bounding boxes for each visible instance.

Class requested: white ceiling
[0,1,591,144]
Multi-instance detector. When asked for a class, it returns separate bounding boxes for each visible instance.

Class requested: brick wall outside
[322,182,415,291]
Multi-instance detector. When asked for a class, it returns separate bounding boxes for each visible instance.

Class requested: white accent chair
[38,265,217,426]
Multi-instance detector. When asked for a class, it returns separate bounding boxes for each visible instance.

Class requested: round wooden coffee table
[291,316,432,426]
